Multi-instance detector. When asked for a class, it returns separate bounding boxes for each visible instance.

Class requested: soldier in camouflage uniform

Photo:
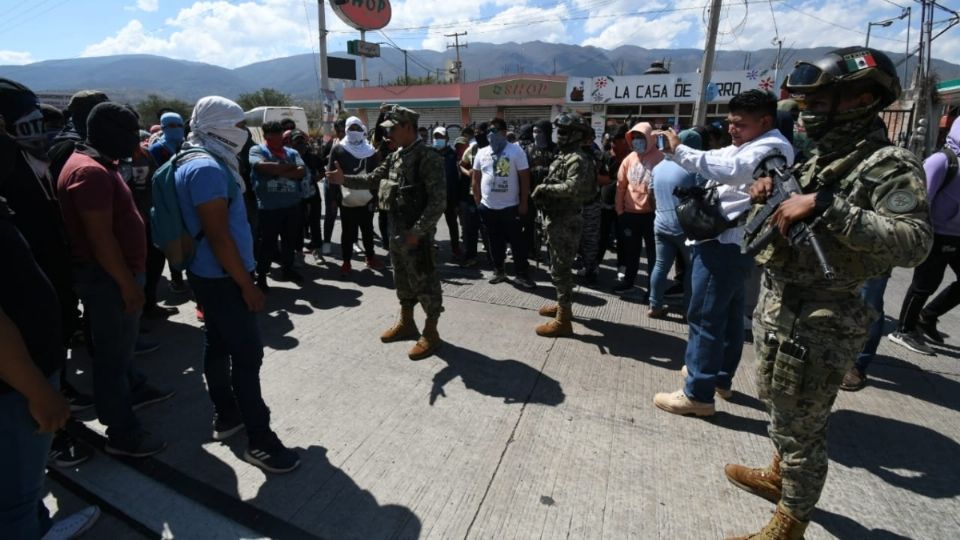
[328,105,447,360]
[725,47,933,540]
[576,138,611,283]
[523,120,559,262]
[531,113,596,337]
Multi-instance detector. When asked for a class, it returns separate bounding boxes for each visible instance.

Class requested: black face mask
[475,133,489,148]
[86,103,140,160]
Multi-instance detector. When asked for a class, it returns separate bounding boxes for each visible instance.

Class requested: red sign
[331,0,392,31]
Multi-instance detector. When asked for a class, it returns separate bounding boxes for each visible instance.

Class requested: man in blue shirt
[249,121,307,290]
[175,96,299,474]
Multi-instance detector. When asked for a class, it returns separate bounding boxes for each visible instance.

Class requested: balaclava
[86,102,141,160]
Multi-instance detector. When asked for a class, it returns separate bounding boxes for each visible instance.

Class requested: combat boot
[536,305,573,337]
[380,306,419,343]
[409,317,441,360]
[725,503,808,540]
[538,304,558,317]
[724,453,782,504]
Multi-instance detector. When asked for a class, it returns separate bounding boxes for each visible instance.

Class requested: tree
[236,88,292,111]
[135,94,192,128]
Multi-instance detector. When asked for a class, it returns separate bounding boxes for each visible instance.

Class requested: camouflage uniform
[524,140,558,260]
[747,119,932,520]
[342,108,446,319]
[577,143,609,276]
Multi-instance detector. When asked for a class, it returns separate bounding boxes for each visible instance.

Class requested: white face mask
[205,126,248,154]
[346,130,365,145]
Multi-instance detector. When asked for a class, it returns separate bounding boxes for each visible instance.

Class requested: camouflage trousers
[388,221,443,320]
[578,200,602,273]
[544,211,583,307]
[753,278,875,520]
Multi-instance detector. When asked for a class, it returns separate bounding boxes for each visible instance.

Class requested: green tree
[135,94,192,128]
[236,88,292,111]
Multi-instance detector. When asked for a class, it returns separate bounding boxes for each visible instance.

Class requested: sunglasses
[784,62,837,93]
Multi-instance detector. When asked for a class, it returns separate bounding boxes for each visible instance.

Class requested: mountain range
[1,41,955,105]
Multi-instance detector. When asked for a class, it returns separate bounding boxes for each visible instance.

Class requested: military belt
[762,272,856,304]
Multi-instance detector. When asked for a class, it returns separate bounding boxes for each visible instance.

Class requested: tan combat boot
[724,453,782,504]
[409,317,441,360]
[538,304,558,317]
[380,306,419,343]
[536,305,573,337]
[725,503,808,540]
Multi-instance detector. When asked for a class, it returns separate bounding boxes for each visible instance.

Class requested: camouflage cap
[66,90,109,114]
[379,103,419,128]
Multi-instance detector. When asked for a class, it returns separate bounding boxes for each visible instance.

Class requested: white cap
[432,126,447,137]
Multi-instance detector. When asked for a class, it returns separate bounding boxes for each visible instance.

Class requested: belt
[763,272,856,303]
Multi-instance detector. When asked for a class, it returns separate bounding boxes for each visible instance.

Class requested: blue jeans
[74,264,145,439]
[855,276,889,373]
[188,273,272,445]
[683,242,754,403]
[650,231,691,310]
[0,375,57,539]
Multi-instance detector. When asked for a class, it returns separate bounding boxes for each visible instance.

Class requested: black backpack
[936,146,959,197]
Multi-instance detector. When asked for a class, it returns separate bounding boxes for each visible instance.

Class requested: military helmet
[552,112,594,138]
[783,46,900,107]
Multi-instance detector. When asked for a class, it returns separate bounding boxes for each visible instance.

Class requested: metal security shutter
[469,107,498,124]
[504,106,552,126]
[416,108,462,130]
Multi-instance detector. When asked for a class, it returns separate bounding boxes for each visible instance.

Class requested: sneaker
[612,280,633,294]
[365,256,384,269]
[42,505,100,540]
[581,270,598,285]
[340,262,352,278]
[664,283,684,298]
[888,331,935,356]
[63,387,94,413]
[514,274,536,289]
[244,436,300,474]
[195,306,205,322]
[679,365,733,400]
[917,314,946,344]
[647,306,668,319]
[132,385,175,411]
[617,266,626,281]
[48,432,93,468]
[279,268,304,284]
[840,367,867,392]
[169,276,188,294]
[452,245,463,258]
[321,242,332,255]
[141,304,179,320]
[212,415,245,441]
[134,338,160,356]
[105,431,166,458]
[653,389,715,417]
[460,257,478,268]
[489,270,508,284]
[353,242,365,255]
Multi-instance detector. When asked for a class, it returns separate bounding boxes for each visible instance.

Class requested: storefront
[564,69,775,141]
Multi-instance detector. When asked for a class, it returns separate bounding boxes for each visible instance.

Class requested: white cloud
[138,0,159,12]
[0,50,35,65]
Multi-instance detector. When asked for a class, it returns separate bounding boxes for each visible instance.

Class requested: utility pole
[693,0,722,126]
[360,29,369,87]
[446,31,468,83]
[402,49,409,85]
[317,0,329,92]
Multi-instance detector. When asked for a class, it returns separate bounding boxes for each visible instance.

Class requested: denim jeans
[0,375,57,539]
[188,273,272,445]
[855,276,889,373]
[650,231,690,310]
[478,204,529,275]
[74,264,145,439]
[683,241,754,403]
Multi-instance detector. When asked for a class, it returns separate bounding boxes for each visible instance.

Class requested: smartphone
[656,134,666,151]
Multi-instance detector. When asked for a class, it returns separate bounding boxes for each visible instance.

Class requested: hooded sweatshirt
[616,122,663,215]
[924,117,960,236]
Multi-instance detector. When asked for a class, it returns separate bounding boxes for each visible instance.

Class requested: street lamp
[376,41,408,85]
[866,18,895,48]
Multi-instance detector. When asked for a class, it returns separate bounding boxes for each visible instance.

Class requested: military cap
[379,104,420,128]
[67,90,109,114]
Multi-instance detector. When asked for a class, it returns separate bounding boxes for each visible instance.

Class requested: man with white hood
[173,96,299,473]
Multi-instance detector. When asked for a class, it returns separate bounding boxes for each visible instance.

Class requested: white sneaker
[617,265,626,281]
[321,243,332,255]
[353,242,364,255]
[42,506,100,540]
[888,331,936,356]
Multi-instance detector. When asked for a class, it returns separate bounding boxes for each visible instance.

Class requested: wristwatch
[814,190,834,214]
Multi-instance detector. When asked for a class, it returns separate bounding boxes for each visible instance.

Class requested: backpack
[940,146,959,196]
[673,184,736,241]
[149,147,218,271]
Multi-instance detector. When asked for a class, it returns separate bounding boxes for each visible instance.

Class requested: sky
[0,0,958,71]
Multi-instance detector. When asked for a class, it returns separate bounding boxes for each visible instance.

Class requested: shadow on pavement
[577,317,686,369]
[868,355,960,412]
[707,411,768,437]
[813,508,911,539]
[829,410,960,499]
[430,343,565,407]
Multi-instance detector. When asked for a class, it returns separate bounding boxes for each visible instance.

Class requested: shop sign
[331,0,392,31]
[566,70,775,104]
[479,79,566,100]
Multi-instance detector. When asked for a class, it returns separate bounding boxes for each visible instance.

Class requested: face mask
[265,134,285,152]
[206,126,249,155]
[488,132,507,154]
[534,132,549,148]
[632,138,647,154]
[432,139,446,149]
[556,128,584,151]
[475,133,489,149]
[346,130,365,145]
[800,98,880,143]
[162,126,184,147]
[12,109,46,156]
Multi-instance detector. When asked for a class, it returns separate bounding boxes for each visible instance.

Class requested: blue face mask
[432,139,446,149]
[488,132,507,154]
[162,126,184,148]
[632,138,647,154]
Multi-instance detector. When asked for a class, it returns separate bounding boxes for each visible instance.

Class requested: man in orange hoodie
[614,123,661,295]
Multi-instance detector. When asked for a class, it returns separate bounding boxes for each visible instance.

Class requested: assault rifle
[742,151,836,279]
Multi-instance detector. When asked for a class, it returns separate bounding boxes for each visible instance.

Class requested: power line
[780,1,908,43]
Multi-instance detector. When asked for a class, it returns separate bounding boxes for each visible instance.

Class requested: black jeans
[618,211,656,285]
[340,205,376,260]
[898,233,960,331]
[478,203,529,275]
[257,205,300,276]
[444,199,460,251]
[302,190,323,249]
[188,273,272,445]
[143,220,166,306]
[323,183,342,244]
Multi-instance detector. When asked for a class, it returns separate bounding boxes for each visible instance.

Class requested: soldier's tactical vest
[379,144,437,229]
[540,148,597,213]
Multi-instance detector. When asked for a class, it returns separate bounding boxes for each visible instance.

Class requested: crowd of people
[0,44,955,540]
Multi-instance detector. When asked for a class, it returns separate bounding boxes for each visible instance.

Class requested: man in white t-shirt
[472,117,534,288]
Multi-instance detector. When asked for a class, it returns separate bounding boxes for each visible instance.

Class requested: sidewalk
[52,233,960,539]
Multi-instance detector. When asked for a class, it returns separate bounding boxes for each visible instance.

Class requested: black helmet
[783,46,901,107]
[552,112,594,138]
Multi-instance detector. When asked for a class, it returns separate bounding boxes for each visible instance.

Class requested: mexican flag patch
[844,52,877,72]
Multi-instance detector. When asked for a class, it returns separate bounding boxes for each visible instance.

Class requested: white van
[244,106,309,131]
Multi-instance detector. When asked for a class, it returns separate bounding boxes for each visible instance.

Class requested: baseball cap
[432,126,446,137]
